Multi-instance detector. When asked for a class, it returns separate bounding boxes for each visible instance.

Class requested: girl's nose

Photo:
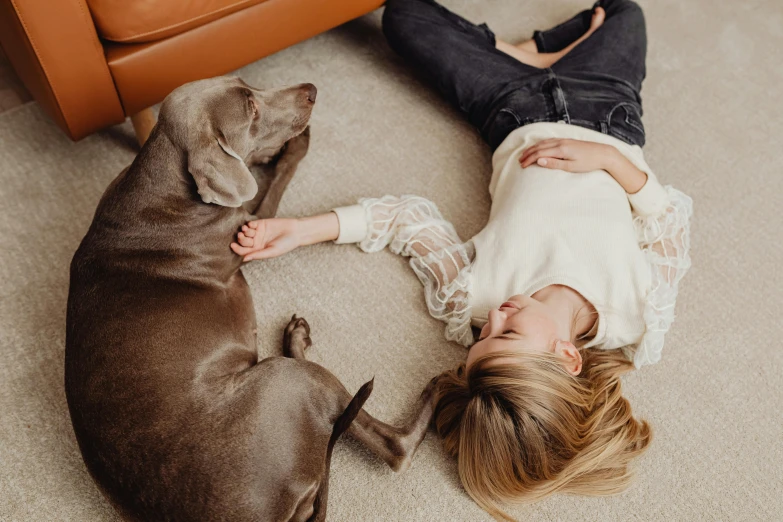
[486,308,507,338]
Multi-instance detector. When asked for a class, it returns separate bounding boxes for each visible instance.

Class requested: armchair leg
[130,108,156,147]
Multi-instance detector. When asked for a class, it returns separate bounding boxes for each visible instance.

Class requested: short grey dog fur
[65,76,435,522]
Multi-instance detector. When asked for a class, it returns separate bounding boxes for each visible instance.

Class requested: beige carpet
[1,0,781,520]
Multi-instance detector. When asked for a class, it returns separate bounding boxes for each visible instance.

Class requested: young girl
[232,0,692,518]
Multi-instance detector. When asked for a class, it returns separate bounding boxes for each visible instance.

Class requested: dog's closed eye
[244,89,258,119]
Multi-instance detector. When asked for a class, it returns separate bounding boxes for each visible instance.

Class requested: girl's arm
[519,138,649,193]
[629,186,693,367]
[231,196,476,346]
[340,195,476,346]
[597,145,694,367]
[230,213,340,261]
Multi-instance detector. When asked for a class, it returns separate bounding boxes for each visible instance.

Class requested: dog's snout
[302,84,317,104]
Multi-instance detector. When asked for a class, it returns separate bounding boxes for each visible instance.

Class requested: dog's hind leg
[282,315,436,473]
[252,126,311,219]
[347,378,436,473]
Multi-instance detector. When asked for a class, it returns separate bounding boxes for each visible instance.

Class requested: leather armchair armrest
[0,0,125,139]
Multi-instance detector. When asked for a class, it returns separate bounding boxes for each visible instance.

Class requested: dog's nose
[303,83,317,104]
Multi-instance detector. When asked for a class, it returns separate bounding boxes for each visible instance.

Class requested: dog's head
[159,76,316,207]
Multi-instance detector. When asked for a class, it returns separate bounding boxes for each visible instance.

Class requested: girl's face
[466,294,582,375]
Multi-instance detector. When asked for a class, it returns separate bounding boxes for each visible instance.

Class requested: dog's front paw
[284,126,310,159]
[283,314,312,358]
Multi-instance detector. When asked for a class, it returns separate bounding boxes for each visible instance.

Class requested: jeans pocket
[606,102,646,147]
[484,108,523,150]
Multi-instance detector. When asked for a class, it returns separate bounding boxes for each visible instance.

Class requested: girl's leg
[496,8,605,69]
[532,3,600,54]
[544,0,648,147]
[552,0,648,93]
[382,0,545,131]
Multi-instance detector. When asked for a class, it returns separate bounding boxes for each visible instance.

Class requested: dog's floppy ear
[187,131,257,207]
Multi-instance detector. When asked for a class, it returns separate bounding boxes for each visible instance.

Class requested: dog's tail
[307,378,374,522]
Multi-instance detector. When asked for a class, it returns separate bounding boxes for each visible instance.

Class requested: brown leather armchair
[0,0,383,143]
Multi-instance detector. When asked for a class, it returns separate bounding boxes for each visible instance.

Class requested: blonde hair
[433,348,651,521]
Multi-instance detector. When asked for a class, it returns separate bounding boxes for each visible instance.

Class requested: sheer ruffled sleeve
[336,195,475,346]
[629,185,694,368]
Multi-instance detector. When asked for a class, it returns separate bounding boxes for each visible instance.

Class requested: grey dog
[65,76,435,522]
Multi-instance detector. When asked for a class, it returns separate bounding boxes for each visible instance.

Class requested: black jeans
[382,0,648,150]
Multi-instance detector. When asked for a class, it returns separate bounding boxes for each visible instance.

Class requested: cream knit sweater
[333,122,692,368]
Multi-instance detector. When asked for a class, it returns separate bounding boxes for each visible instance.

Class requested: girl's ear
[554,340,583,376]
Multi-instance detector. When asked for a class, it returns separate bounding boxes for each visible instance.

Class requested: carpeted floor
[1,1,781,520]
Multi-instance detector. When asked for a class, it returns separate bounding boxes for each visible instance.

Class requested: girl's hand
[231,218,301,261]
[520,138,648,193]
[519,138,613,172]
